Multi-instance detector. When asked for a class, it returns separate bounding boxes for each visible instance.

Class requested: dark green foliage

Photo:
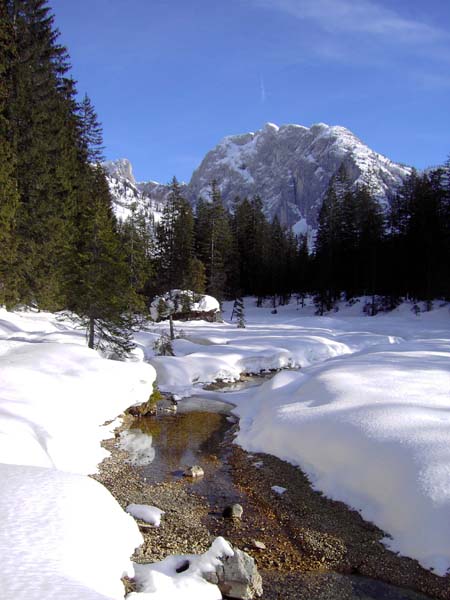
[0,2,19,306]
[154,177,195,294]
[195,181,233,301]
[7,0,81,309]
[68,164,136,357]
[118,201,154,313]
[232,297,246,328]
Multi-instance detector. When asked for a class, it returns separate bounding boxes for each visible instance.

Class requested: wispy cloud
[250,0,450,88]
[260,75,267,103]
[253,0,446,45]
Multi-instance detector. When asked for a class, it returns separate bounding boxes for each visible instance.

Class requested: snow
[2,297,450,596]
[271,485,287,495]
[144,297,450,576]
[126,504,165,527]
[0,307,238,600]
[0,308,156,599]
[0,463,142,600]
[128,537,233,600]
[149,290,220,322]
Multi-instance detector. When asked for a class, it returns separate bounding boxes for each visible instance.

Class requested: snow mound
[233,341,450,575]
[0,463,142,600]
[126,503,165,526]
[0,309,157,599]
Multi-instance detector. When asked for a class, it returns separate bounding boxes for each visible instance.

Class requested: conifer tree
[70,164,135,356]
[155,177,194,293]
[118,201,154,312]
[0,2,19,306]
[68,102,136,356]
[195,181,233,301]
[232,297,246,328]
[8,0,80,308]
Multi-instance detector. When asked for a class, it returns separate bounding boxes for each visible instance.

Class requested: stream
[128,378,437,600]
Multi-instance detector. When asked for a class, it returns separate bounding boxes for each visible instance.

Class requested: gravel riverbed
[93,412,449,600]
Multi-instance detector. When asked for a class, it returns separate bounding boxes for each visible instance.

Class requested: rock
[183,465,204,478]
[222,503,243,519]
[205,547,263,599]
[157,397,178,414]
[252,540,266,550]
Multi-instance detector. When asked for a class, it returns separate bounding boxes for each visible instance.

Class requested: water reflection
[119,428,155,466]
[137,411,225,482]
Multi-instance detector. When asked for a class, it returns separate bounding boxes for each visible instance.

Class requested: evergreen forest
[1,1,449,354]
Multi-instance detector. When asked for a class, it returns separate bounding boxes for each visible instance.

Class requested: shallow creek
[129,378,438,600]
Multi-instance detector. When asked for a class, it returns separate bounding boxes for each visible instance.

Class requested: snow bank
[0,340,155,473]
[0,463,142,599]
[0,309,157,599]
[146,298,450,576]
[232,340,450,575]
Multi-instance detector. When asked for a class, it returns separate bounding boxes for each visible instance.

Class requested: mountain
[104,122,411,232]
[103,159,173,224]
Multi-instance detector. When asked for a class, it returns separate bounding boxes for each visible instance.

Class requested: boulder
[205,547,263,599]
[183,465,204,478]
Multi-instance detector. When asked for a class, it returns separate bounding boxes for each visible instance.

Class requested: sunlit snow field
[0,298,449,599]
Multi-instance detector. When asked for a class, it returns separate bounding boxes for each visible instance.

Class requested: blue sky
[50,0,450,183]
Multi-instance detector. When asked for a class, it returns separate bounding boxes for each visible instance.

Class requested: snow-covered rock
[150,290,221,322]
[188,122,411,229]
[105,122,411,232]
[103,158,184,226]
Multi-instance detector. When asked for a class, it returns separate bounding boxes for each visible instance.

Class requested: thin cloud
[260,75,266,103]
[253,0,446,45]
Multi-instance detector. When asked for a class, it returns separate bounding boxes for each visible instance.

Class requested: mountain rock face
[188,122,411,232]
[104,122,411,232]
[103,159,173,224]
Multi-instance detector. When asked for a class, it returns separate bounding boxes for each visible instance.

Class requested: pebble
[183,465,204,478]
[223,503,244,519]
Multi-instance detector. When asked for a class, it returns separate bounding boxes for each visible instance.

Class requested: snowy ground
[0,309,231,600]
[1,297,450,599]
[138,297,450,577]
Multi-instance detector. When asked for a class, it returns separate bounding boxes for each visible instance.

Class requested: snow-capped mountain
[104,122,411,232]
[103,159,169,225]
[188,122,411,232]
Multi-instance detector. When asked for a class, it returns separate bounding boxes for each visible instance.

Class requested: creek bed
[122,382,442,600]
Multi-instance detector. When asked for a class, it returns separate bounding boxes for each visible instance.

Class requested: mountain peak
[103,158,136,185]
[105,122,411,235]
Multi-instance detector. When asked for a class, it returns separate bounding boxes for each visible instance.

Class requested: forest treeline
[0,1,449,353]
[152,164,450,315]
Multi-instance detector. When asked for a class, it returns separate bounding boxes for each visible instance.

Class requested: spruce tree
[195,181,233,301]
[0,2,19,306]
[155,177,194,293]
[232,297,246,328]
[8,0,80,308]
[68,102,136,356]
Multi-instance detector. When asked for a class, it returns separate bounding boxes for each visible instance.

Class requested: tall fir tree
[0,1,19,306]
[7,0,80,308]
[154,177,195,293]
[195,181,233,301]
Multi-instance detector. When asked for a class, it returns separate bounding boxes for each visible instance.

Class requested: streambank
[94,392,448,600]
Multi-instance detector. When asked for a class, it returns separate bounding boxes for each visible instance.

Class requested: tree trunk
[88,317,95,349]
[169,314,174,340]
